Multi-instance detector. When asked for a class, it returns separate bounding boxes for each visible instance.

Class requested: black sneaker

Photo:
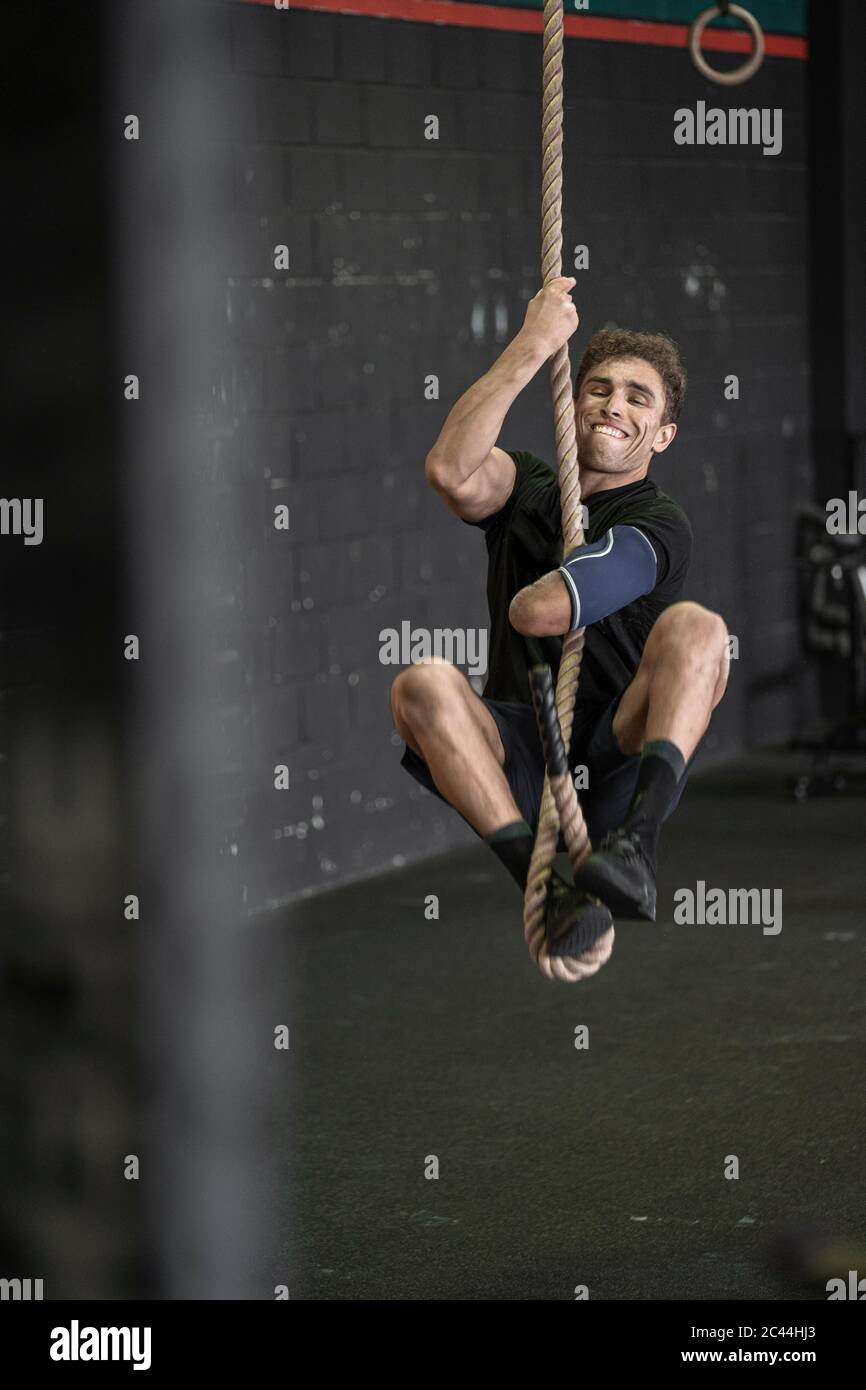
[573,828,657,921]
[544,873,614,959]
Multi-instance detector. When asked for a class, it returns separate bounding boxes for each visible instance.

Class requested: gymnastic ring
[688,3,765,86]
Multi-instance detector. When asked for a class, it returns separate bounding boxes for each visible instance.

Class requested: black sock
[484,820,572,895]
[483,820,535,891]
[622,739,686,867]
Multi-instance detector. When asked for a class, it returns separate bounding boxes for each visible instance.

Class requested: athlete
[391,278,729,943]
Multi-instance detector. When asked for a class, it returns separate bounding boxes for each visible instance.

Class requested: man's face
[573,355,676,477]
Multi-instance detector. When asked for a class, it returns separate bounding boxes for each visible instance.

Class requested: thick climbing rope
[522,0,614,982]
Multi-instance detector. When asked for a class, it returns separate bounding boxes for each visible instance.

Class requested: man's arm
[509,526,659,636]
[425,277,579,523]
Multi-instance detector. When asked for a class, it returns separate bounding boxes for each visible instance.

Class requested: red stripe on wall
[246,0,808,61]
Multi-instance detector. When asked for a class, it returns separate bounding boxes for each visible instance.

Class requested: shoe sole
[547,899,613,959]
[574,853,657,921]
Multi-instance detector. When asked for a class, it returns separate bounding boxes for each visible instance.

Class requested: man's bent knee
[647,601,728,660]
[390,661,466,734]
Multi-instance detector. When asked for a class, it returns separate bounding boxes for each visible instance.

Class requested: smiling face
[574,354,677,489]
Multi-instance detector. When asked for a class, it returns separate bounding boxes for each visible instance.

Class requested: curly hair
[573,328,688,425]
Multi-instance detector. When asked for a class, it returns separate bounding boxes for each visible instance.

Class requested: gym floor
[269,752,864,1300]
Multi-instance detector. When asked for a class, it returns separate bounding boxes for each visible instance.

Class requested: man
[390,277,729,941]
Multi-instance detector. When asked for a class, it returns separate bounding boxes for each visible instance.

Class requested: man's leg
[392,661,543,893]
[575,602,729,918]
[611,600,730,761]
[391,660,520,836]
[393,661,614,952]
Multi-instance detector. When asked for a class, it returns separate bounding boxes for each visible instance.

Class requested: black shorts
[399,692,693,848]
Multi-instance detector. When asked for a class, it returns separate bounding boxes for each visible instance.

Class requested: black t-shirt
[466,450,693,754]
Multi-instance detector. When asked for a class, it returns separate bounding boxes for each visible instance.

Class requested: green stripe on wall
[448,1,806,37]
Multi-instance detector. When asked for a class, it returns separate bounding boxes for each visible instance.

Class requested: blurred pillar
[114,0,277,1299]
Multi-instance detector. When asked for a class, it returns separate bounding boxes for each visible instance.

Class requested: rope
[522,0,614,982]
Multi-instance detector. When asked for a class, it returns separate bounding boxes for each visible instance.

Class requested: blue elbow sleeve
[557,525,658,632]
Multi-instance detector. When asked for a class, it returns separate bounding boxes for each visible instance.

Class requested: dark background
[1,0,863,1300]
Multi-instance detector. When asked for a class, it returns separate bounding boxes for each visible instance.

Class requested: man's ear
[652,422,677,455]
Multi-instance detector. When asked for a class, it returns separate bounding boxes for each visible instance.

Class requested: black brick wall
[139,2,814,911]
